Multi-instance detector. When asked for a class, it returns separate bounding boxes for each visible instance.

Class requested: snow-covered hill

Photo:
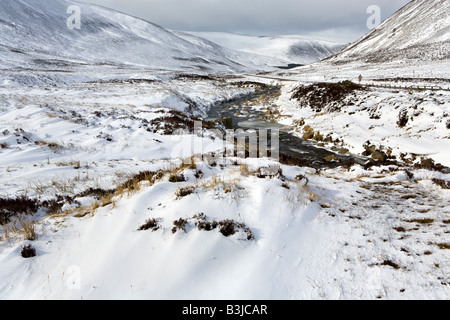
[172,31,297,71]
[0,0,348,87]
[329,0,449,64]
[185,32,347,65]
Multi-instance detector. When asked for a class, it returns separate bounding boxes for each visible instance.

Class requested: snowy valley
[0,0,449,300]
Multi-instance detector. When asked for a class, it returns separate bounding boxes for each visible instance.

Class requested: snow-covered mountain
[171,31,299,70]
[329,0,450,64]
[184,31,347,65]
[0,0,282,78]
[0,0,348,86]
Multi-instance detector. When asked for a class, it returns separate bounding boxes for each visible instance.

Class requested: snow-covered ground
[275,79,450,167]
[0,77,252,198]
[0,0,449,301]
[0,76,449,300]
[1,150,450,299]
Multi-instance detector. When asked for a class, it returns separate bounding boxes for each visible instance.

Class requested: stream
[206,85,367,168]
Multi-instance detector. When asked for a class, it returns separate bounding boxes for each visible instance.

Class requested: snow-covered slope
[184,32,347,65]
[330,0,450,63]
[172,31,295,70]
[0,0,274,80]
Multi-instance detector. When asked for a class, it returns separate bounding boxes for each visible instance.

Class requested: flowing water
[206,85,367,168]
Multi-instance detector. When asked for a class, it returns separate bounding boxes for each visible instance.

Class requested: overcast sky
[78,0,410,41]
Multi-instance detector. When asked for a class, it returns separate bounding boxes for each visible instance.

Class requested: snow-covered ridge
[330,0,450,63]
[0,0,279,77]
[183,31,347,65]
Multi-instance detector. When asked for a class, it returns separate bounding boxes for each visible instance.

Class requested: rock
[302,125,314,140]
[324,154,339,162]
[257,165,283,179]
[363,144,377,156]
[313,131,324,141]
[302,131,314,140]
[371,150,387,162]
[338,148,350,155]
[420,157,435,169]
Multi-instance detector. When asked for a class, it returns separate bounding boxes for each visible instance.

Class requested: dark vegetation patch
[195,213,254,240]
[290,81,365,113]
[77,188,116,200]
[278,153,310,167]
[172,218,188,234]
[138,218,162,232]
[379,260,402,270]
[404,218,434,225]
[169,174,186,183]
[0,197,40,217]
[96,132,113,142]
[432,179,450,189]
[171,213,255,240]
[373,77,450,84]
[0,170,166,223]
[413,157,446,172]
[359,141,450,173]
[405,169,414,180]
[21,244,36,258]
[279,152,358,170]
[436,243,450,250]
[94,78,160,85]
[195,213,219,232]
[175,74,216,81]
[148,110,215,135]
[230,81,269,89]
[42,195,78,215]
[194,170,204,179]
[397,108,409,128]
[0,197,41,225]
[175,186,195,199]
[173,57,210,64]
[0,195,82,224]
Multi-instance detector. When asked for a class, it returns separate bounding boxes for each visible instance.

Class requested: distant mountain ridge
[0,0,347,82]
[183,31,347,65]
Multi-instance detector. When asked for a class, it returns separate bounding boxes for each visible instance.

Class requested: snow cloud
[78,0,410,40]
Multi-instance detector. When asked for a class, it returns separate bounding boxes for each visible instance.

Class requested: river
[206,84,367,169]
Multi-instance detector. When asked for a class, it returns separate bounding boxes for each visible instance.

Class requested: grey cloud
[78,0,410,40]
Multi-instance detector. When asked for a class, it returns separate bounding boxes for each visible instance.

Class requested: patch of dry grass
[1,215,37,241]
